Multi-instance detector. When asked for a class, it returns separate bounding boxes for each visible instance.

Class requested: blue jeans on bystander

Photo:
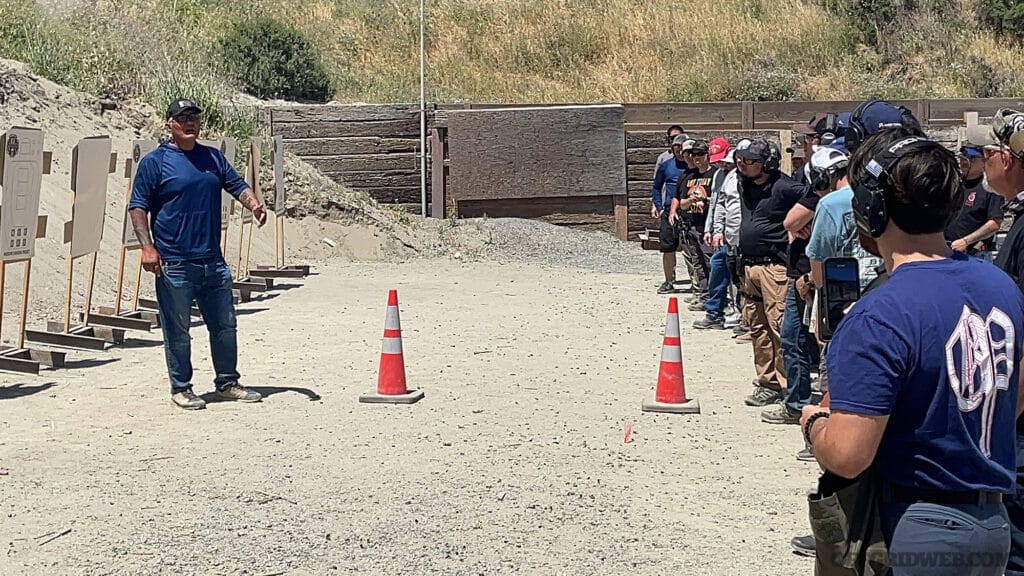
[703,246,731,322]
[155,258,240,393]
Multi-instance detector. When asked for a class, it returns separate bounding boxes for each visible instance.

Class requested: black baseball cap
[166,98,203,120]
[736,139,772,163]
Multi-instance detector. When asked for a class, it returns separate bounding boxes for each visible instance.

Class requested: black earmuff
[764,141,781,172]
[851,136,948,238]
[820,113,839,146]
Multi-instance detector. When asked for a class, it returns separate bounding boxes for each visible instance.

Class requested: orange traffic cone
[359,290,425,404]
[642,297,699,414]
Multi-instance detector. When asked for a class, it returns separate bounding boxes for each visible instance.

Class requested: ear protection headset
[851,136,953,238]
[764,141,781,172]
[992,109,1024,159]
[819,113,839,146]
[846,99,919,153]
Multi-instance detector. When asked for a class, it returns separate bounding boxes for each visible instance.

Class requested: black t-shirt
[944,177,1004,250]
[995,205,1024,294]
[675,166,719,231]
[738,172,806,261]
[787,187,820,278]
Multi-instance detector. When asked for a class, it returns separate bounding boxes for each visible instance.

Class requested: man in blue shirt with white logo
[129,98,268,410]
[801,128,1024,575]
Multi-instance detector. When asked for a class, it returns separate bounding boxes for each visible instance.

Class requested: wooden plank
[628,165,657,182]
[613,195,628,241]
[741,101,755,130]
[272,119,420,139]
[928,98,1024,123]
[282,137,419,156]
[320,170,420,188]
[624,102,744,125]
[448,105,625,201]
[269,104,423,123]
[430,127,446,218]
[304,153,419,173]
[626,129,784,149]
[626,148,667,165]
[753,101,862,126]
[629,180,655,198]
[626,121,744,132]
[628,197,659,233]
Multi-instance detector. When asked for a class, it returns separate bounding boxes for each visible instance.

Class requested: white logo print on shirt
[945,305,1015,457]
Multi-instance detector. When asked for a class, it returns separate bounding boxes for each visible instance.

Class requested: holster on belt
[808,467,890,576]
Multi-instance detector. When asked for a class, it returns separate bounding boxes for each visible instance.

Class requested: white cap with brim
[723,150,736,164]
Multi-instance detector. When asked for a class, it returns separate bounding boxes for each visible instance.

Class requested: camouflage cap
[991,108,1024,158]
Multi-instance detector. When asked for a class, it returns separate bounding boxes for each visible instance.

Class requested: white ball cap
[809,146,849,173]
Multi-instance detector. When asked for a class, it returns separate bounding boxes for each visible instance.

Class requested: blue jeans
[704,246,731,322]
[155,258,240,392]
[1003,439,1024,575]
[780,281,812,413]
[881,499,1010,575]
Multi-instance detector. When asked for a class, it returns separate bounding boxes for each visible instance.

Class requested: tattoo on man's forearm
[238,189,258,211]
[129,208,153,247]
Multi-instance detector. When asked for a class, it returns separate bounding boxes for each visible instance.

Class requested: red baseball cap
[708,137,730,163]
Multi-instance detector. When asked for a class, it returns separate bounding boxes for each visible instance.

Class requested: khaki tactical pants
[743,263,789,390]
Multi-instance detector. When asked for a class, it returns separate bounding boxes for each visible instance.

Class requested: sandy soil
[1,257,820,576]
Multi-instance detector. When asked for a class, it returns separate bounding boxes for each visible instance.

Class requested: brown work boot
[214,383,262,403]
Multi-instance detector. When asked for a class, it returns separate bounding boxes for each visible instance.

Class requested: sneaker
[790,534,816,557]
[171,388,206,410]
[215,383,263,403]
[723,312,741,328]
[796,447,816,462]
[745,386,782,407]
[732,324,750,335]
[657,281,676,295]
[693,317,725,330]
[761,403,801,424]
[687,300,706,312]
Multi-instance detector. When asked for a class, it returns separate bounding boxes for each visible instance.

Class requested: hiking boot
[693,317,725,330]
[745,386,782,407]
[657,281,676,295]
[790,534,816,557]
[687,300,707,312]
[761,403,801,424]
[171,388,206,410]
[215,383,263,403]
[796,447,816,462]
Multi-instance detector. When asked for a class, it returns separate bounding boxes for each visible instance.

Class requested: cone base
[359,389,425,404]
[641,397,700,414]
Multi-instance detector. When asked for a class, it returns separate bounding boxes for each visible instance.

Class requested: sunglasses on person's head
[172,112,202,123]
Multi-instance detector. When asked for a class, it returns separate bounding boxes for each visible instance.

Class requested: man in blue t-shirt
[652,133,691,294]
[129,98,268,410]
[801,129,1024,575]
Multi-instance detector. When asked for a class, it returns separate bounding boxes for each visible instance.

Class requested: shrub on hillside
[218,18,333,102]
[979,0,1024,38]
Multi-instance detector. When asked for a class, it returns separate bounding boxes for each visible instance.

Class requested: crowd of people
[651,99,1024,575]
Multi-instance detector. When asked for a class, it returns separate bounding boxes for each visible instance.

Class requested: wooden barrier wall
[271,98,1024,234]
[268,104,434,215]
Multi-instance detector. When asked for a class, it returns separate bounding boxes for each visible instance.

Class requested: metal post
[419,0,427,217]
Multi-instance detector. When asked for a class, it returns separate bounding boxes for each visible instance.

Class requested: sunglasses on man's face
[739,157,761,166]
[172,113,203,124]
[983,147,1003,160]
[686,151,708,157]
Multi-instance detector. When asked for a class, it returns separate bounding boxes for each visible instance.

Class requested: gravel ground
[1,258,817,576]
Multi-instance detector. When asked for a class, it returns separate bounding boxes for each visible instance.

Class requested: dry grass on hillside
[2,0,1023,111]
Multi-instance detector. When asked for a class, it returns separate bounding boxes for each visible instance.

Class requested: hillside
[3,0,1024,116]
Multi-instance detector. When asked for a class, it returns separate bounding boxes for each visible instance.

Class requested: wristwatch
[803,411,830,446]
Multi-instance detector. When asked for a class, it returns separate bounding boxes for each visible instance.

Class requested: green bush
[218,17,333,102]
[979,0,1024,38]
